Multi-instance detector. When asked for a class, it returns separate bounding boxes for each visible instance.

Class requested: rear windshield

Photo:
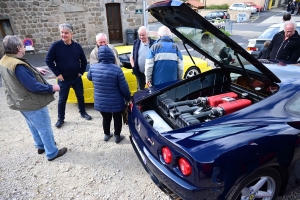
[258,27,279,39]
[285,92,300,115]
[176,27,264,74]
[258,26,300,39]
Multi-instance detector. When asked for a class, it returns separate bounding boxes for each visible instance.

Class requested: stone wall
[0,0,146,55]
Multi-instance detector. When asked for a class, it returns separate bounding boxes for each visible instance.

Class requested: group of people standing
[0,23,183,161]
[287,0,300,15]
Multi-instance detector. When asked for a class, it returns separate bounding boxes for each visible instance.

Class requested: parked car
[229,2,257,14]
[129,1,300,200]
[247,23,300,57]
[243,1,264,12]
[204,11,230,20]
[67,45,211,103]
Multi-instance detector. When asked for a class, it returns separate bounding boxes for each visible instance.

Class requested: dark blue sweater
[15,65,53,93]
[45,40,87,80]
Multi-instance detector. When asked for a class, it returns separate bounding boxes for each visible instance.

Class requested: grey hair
[284,21,297,30]
[138,26,148,35]
[96,33,107,41]
[2,35,23,54]
[157,26,172,37]
[59,23,73,33]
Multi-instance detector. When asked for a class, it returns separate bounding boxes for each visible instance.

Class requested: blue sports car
[128,1,300,200]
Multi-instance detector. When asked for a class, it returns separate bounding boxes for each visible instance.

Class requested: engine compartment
[158,92,252,128]
[138,69,277,133]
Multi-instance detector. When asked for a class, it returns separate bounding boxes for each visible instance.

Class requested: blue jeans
[58,76,86,120]
[21,107,58,160]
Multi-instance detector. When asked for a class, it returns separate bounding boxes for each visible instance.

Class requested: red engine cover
[208,92,238,107]
[218,99,252,114]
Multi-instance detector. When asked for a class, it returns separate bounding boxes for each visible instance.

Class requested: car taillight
[129,103,141,111]
[130,103,133,111]
[162,146,172,164]
[247,47,258,51]
[178,158,192,176]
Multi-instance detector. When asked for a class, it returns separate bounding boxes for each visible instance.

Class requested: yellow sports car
[67,45,211,103]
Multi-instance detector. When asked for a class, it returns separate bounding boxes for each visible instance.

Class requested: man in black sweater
[45,23,92,128]
[267,21,300,63]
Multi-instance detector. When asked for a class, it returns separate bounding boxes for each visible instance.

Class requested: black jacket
[267,30,300,63]
[257,47,269,59]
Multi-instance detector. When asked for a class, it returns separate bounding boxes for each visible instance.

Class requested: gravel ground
[1,78,300,200]
[0,79,169,200]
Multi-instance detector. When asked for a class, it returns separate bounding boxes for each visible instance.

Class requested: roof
[185,0,204,9]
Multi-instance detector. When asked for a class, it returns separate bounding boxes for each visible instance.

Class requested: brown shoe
[48,147,67,161]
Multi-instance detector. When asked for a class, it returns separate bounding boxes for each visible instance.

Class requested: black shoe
[37,142,57,154]
[55,119,64,128]
[115,135,125,144]
[38,149,45,154]
[81,113,92,120]
[48,147,67,161]
[104,132,113,141]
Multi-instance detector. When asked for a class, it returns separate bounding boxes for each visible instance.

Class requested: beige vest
[0,55,55,111]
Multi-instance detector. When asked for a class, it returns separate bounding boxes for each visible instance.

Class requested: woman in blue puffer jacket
[87,45,130,144]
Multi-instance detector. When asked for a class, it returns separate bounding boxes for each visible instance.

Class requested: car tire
[184,66,200,79]
[227,167,281,200]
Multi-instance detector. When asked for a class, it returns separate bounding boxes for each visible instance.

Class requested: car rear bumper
[129,118,223,200]
[246,50,259,58]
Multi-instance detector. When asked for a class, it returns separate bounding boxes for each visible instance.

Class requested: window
[285,93,300,115]
[0,19,13,39]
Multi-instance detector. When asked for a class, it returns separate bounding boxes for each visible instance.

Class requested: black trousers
[136,73,146,90]
[58,76,85,120]
[100,111,122,136]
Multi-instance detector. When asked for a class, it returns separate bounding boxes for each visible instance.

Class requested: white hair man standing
[145,26,183,86]
[268,21,300,63]
[130,26,155,90]
[90,33,120,66]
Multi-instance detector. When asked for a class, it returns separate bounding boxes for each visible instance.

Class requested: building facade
[0,0,148,55]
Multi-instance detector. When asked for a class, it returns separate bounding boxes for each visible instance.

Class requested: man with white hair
[267,21,300,63]
[90,33,120,66]
[130,26,155,90]
[145,26,183,86]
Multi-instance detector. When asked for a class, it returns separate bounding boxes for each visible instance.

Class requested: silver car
[247,23,300,57]
[229,3,257,14]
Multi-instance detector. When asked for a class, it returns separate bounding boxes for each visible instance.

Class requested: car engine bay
[137,69,278,133]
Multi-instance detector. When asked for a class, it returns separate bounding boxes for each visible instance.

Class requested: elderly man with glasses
[45,23,92,128]
[0,35,67,161]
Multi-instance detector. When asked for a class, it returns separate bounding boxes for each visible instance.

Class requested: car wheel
[184,66,200,79]
[228,168,281,200]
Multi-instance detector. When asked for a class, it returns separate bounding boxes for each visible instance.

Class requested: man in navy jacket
[45,23,92,128]
[130,26,155,90]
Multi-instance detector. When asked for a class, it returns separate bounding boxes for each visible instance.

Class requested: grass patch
[205,4,229,10]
